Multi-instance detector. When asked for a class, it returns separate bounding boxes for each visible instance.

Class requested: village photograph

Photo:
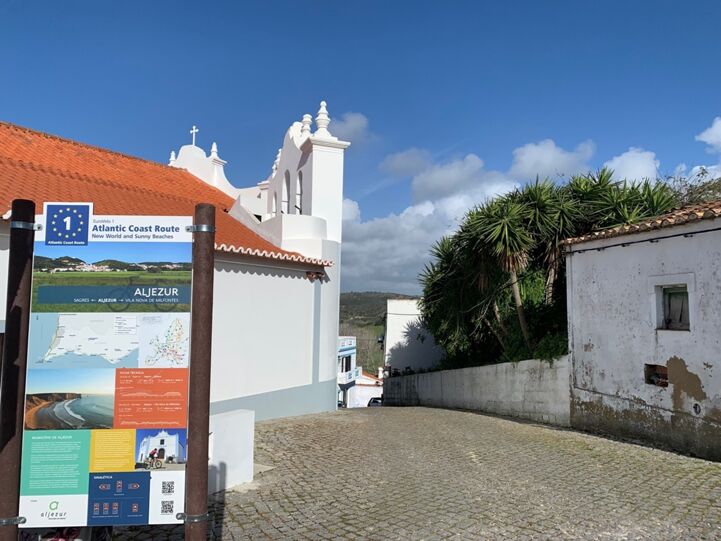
[31,242,192,313]
[1,1,721,540]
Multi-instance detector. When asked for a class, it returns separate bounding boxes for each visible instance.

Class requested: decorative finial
[169,150,176,163]
[271,148,282,175]
[190,125,199,146]
[301,114,312,137]
[315,100,331,137]
[211,142,218,157]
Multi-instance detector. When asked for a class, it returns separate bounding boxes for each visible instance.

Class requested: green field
[33,270,191,286]
[31,270,192,313]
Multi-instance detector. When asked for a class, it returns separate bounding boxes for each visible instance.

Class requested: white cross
[190,125,199,146]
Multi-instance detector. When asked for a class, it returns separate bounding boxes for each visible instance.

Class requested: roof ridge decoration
[563,199,721,246]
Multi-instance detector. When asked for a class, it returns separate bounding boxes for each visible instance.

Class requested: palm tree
[455,218,510,349]
[517,178,578,303]
[418,166,683,368]
[640,180,676,216]
[466,199,535,353]
[568,167,617,232]
[420,237,472,358]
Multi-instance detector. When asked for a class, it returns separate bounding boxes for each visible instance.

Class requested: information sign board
[18,203,193,528]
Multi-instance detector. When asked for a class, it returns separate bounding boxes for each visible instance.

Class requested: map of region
[41,313,139,366]
[139,314,190,368]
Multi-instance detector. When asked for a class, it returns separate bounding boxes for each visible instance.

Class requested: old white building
[564,201,721,460]
[347,370,383,408]
[384,299,443,374]
[0,101,350,488]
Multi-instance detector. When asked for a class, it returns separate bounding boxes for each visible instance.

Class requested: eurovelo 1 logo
[45,203,91,246]
[40,500,68,520]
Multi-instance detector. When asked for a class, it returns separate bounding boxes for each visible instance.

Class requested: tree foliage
[419,167,695,368]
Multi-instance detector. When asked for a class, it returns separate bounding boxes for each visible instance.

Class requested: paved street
[117,407,721,540]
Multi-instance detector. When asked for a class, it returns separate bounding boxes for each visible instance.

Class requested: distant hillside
[34,255,84,269]
[340,291,416,326]
[94,259,138,270]
[26,393,82,407]
[34,256,190,271]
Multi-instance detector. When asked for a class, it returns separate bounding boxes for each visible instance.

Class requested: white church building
[137,430,184,464]
[0,101,349,489]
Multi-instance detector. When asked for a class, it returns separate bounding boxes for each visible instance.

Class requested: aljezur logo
[40,500,67,520]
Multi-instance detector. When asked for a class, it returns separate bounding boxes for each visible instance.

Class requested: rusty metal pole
[0,199,36,540]
[183,203,216,540]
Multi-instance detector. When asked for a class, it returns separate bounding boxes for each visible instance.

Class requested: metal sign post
[0,199,36,541]
[183,203,216,541]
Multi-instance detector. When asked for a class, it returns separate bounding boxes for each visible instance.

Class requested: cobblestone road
[117,407,721,540]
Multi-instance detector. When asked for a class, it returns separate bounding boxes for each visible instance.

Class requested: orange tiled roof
[361,370,382,381]
[0,121,328,266]
[563,200,721,246]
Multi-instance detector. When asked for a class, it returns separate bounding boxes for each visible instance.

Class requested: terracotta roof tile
[563,200,721,246]
[0,121,329,267]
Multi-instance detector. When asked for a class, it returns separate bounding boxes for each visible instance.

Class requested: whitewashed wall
[208,409,254,493]
[348,383,383,408]
[384,356,571,426]
[566,218,721,460]
[209,254,338,421]
[384,299,443,372]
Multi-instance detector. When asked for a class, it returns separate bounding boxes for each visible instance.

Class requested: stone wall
[383,356,571,426]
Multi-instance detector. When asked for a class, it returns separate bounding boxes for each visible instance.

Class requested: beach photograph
[31,242,192,313]
[24,369,115,430]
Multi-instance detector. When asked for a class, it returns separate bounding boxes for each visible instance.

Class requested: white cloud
[341,200,455,294]
[604,147,659,181]
[508,139,594,180]
[687,117,721,180]
[341,154,517,293]
[412,154,515,204]
[688,163,721,180]
[342,198,361,222]
[695,117,721,153]
[330,112,371,144]
[674,163,688,177]
[379,148,432,177]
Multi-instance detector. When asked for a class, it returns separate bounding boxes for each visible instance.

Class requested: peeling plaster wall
[566,218,721,460]
[383,356,571,426]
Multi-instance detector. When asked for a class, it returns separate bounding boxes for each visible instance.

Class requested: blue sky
[35,242,191,264]
[3,1,721,292]
[26,368,115,395]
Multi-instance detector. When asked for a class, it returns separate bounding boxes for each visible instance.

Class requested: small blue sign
[45,204,91,246]
[87,472,150,526]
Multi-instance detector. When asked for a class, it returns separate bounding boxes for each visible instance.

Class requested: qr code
[162,480,175,495]
[161,500,174,515]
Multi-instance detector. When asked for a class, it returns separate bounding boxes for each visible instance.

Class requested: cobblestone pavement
[116,407,721,540]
